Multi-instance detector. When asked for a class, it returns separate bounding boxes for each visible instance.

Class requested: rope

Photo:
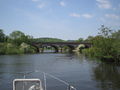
[35,70,77,90]
[43,72,47,90]
[45,73,69,86]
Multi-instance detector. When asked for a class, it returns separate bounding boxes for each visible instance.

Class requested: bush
[0,43,6,55]
[0,42,37,55]
[20,42,36,54]
[5,43,21,54]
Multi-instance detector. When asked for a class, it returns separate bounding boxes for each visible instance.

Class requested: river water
[0,53,120,90]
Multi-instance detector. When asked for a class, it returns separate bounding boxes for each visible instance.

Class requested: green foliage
[8,31,33,45]
[19,42,36,54]
[98,25,112,38]
[85,36,94,43]
[83,47,103,57]
[83,25,120,62]
[0,30,65,55]
[0,29,5,42]
[5,43,21,54]
[76,38,84,42]
[110,39,120,61]
[0,43,6,54]
[112,30,120,39]
[0,30,35,55]
[0,42,36,55]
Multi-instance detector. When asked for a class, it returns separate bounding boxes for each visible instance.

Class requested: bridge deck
[33,42,91,45]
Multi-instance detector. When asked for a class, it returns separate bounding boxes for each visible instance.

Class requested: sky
[0,0,120,40]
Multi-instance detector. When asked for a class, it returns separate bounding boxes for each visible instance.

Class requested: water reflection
[92,62,120,90]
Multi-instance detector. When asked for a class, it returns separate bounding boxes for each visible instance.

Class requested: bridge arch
[41,45,59,53]
[28,44,40,53]
[63,45,75,52]
[75,44,85,52]
[30,42,92,53]
[49,45,59,53]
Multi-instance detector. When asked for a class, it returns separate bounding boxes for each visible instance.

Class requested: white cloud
[82,14,93,18]
[70,13,80,18]
[37,3,45,8]
[105,14,120,19]
[96,0,112,9]
[32,0,39,2]
[70,13,93,18]
[60,1,66,7]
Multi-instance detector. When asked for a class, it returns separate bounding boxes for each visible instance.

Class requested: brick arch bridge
[30,42,92,53]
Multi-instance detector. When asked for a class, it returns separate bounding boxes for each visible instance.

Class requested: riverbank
[0,42,36,55]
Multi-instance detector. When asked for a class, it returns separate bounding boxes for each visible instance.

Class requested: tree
[0,29,5,42]
[85,36,94,43]
[98,25,112,38]
[112,30,120,39]
[8,31,34,45]
[111,30,120,61]
[83,25,120,62]
[92,26,114,59]
[9,31,26,45]
[9,31,25,39]
[76,38,84,42]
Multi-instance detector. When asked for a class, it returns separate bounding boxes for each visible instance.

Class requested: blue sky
[0,0,120,40]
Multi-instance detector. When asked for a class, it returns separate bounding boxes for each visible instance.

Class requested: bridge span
[31,42,92,53]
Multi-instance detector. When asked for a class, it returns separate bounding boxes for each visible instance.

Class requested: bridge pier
[39,48,44,53]
[58,47,63,53]
[36,47,40,53]
[54,48,59,53]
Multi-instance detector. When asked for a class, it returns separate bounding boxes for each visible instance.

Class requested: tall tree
[8,31,33,45]
[9,31,26,45]
[9,31,25,39]
[98,25,112,38]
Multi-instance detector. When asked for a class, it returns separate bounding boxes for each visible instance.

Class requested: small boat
[13,79,43,90]
[12,71,77,90]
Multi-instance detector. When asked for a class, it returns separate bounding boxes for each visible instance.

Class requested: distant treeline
[32,37,65,43]
[0,25,120,62]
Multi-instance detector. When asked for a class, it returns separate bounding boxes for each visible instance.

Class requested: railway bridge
[31,42,92,53]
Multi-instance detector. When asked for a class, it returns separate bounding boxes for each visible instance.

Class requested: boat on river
[13,79,43,90]
[13,71,76,90]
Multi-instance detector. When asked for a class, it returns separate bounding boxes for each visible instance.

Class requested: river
[0,53,120,90]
